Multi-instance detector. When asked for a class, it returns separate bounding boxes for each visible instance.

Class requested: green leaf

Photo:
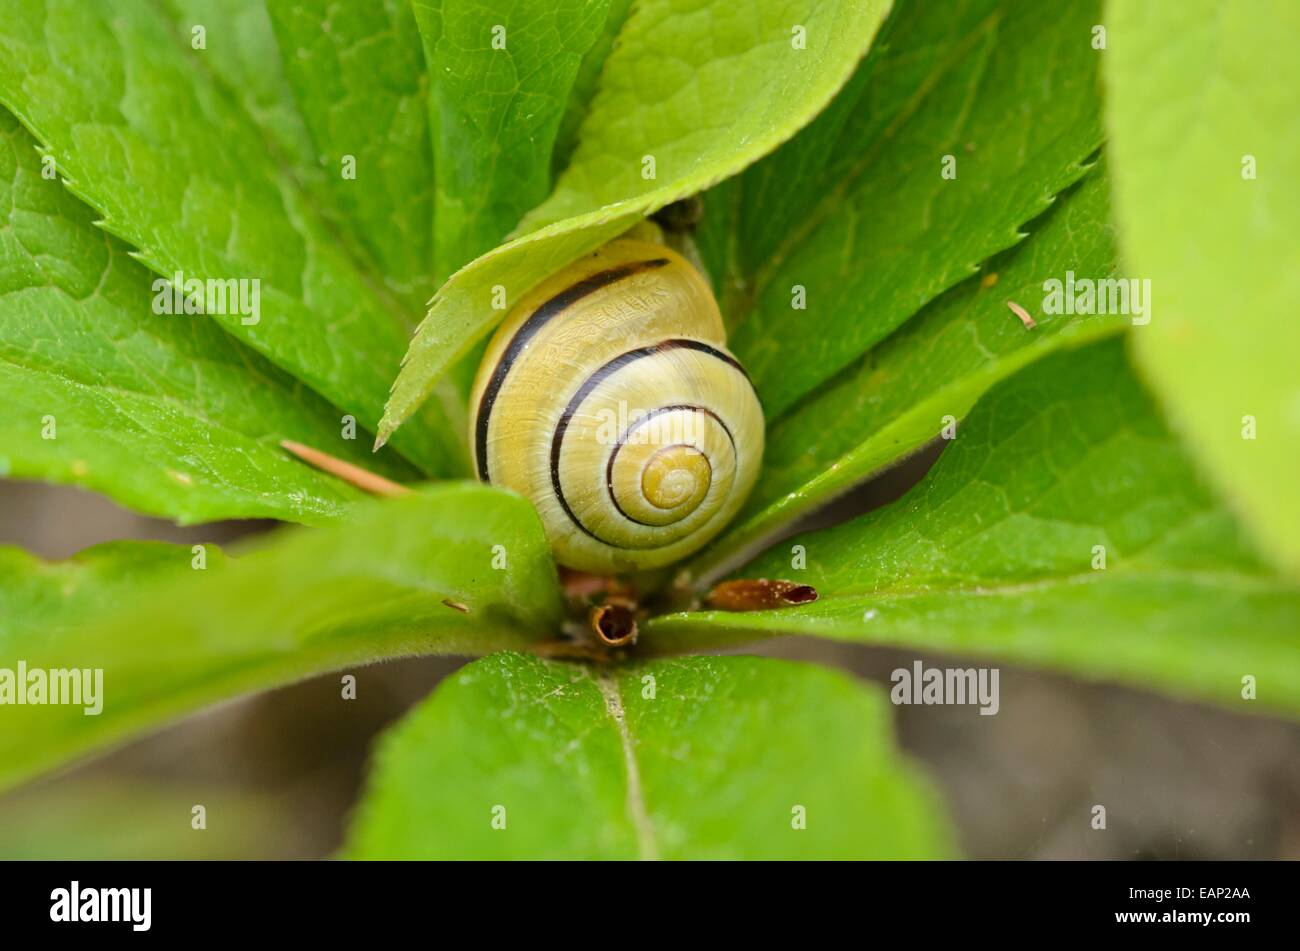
[0,485,562,793]
[415,0,615,283]
[683,167,1124,585]
[0,0,460,474]
[723,0,1105,416]
[1106,0,1300,579]
[517,0,894,232]
[344,651,952,859]
[267,0,438,305]
[161,0,320,177]
[0,111,417,524]
[377,0,892,446]
[550,0,634,176]
[648,339,1300,716]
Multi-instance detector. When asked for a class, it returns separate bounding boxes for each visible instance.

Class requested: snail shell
[470,237,764,574]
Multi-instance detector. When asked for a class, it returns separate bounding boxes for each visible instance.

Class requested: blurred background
[3,457,1299,860]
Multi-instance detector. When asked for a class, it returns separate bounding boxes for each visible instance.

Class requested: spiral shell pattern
[470,238,764,573]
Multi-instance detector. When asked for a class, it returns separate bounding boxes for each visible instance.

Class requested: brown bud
[705,578,818,612]
[589,598,638,647]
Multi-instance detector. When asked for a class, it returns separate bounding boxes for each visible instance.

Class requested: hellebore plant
[0,0,1297,858]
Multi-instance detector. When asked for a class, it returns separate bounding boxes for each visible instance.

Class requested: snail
[468,235,764,574]
[282,228,765,578]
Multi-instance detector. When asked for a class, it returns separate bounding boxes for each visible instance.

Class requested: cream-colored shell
[470,238,764,574]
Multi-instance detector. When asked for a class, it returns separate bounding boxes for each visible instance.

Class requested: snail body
[470,237,764,574]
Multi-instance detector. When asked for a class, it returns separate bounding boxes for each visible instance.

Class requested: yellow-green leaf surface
[1106,0,1300,578]
[415,0,616,283]
[267,0,439,306]
[550,0,635,176]
[649,340,1300,716]
[0,110,415,524]
[685,167,1125,586]
[345,652,951,859]
[161,0,319,178]
[0,485,562,792]
[378,0,892,446]
[0,0,460,474]
[723,0,1105,416]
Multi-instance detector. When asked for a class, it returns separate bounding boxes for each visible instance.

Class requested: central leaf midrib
[592,668,659,861]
